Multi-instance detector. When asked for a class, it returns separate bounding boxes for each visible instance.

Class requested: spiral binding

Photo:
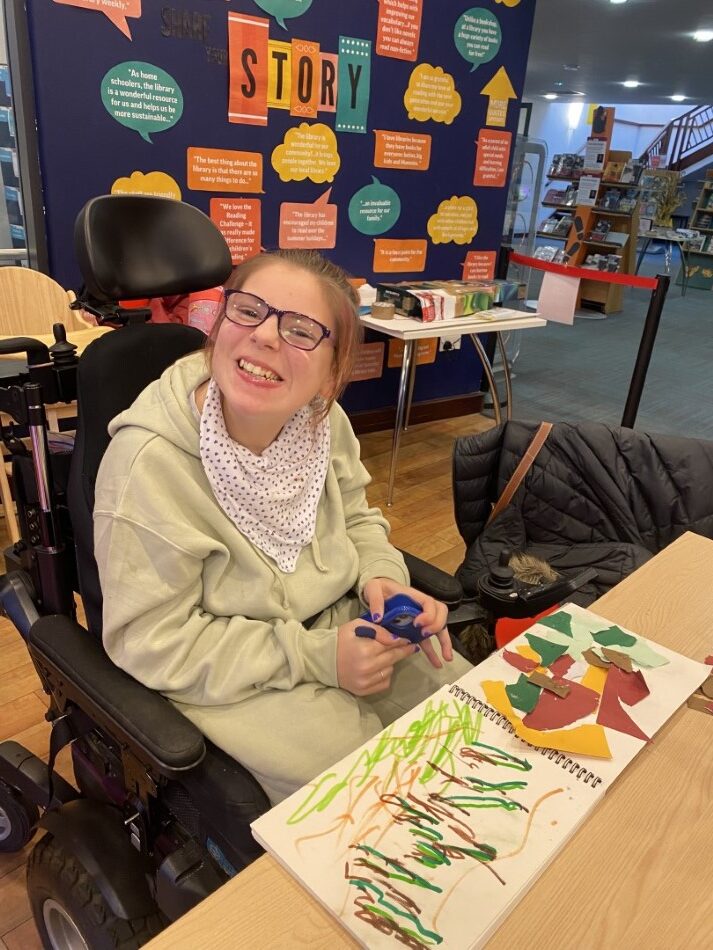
[448,684,604,789]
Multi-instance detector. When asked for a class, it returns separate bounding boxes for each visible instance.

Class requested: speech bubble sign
[53,0,141,40]
[428,195,479,245]
[454,8,502,72]
[272,123,341,183]
[210,198,261,264]
[111,170,181,199]
[494,0,520,5]
[404,64,461,124]
[373,238,427,273]
[253,0,313,30]
[101,62,183,142]
[462,250,497,281]
[348,177,401,236]
[188,147,264,193]
[279,189,337,249]
[374,130,431,170]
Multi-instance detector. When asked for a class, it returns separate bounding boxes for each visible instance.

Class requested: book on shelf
[589,221,612,242]
[602,231,629,247]
[602,160,625,182]
[577,175,600,206]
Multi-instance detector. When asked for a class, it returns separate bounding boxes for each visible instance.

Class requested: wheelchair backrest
[67,324,206,636]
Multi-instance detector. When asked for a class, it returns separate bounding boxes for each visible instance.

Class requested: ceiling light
[610,0,628,4]
[563,64,580,71]
[693,30,713,42]
[670,95,687,102]
[622,80,641,88]
[543,93,558,100]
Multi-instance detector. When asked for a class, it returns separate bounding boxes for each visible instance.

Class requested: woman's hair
[206,249,362,418]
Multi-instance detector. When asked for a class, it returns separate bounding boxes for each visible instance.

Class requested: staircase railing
[640,104,713,171]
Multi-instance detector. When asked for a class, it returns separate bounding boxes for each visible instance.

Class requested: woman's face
[211,261,337,441]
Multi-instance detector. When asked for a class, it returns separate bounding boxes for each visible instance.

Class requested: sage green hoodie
[94,351,409,712]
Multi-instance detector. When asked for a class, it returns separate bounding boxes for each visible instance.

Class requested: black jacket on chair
[453,420,713,605]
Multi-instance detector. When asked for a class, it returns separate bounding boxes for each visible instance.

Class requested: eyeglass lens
[226,293,325,350]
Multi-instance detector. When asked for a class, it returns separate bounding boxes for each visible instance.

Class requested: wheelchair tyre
[28,834,167,950]
[0,780,39,852]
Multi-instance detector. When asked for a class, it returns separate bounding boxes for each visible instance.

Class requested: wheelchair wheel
[28,834,166,950]
[0,780,39,852]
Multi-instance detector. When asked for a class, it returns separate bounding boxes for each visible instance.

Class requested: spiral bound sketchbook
[252,604,708,949]
[252,684,606,950]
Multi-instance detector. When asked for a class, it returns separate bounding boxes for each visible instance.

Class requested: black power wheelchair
[0,195,487,948]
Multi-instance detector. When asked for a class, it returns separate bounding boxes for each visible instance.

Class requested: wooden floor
[0,410,492,948]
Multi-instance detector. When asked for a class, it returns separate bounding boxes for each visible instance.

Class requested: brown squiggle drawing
[431,786,564,929]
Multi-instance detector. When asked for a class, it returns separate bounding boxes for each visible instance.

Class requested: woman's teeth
[238,359,281,381]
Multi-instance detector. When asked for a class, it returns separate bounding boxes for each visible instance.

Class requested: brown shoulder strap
[487,422,553,525]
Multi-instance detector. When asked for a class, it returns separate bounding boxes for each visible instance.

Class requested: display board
[23,0,535,411]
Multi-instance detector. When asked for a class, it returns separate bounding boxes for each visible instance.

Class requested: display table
[360,308,546,505]
[635,228,692,295]
[145,531,713,950]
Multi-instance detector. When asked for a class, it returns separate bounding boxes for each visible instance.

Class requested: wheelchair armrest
[400,550,464,606]
[0,571,40,642]
[29,615,205,778]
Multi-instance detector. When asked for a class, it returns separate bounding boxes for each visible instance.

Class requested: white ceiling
[524,0,713,106]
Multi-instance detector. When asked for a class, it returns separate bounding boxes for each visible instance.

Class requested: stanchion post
[621,274,670,429]
[480,246,514,408]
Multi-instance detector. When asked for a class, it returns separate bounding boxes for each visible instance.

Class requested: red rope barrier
[510,251,659,290]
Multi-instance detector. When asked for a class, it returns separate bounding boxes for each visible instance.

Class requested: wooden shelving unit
[681,173,713,290]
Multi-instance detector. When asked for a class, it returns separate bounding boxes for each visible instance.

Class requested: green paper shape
[506,674,541,715]
[101,62,183,143]
[348,177,401,235]
[592,625,637,648]
[454,8,502,73]
[253,0,313,30]
[525,634,570,668]
[537,611,573,637]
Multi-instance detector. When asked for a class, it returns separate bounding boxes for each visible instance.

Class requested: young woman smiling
[94,249,470,804]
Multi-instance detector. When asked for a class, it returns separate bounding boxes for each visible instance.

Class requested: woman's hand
[362,577,454,670]
[336,618,417,696]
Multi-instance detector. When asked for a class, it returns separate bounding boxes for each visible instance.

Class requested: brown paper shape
[528,670,571,698]
[601,647,634,673]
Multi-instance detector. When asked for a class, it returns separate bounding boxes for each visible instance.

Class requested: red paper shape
[596,665,650,741]
[549,654,575,678]
[522,677,600,731]
[502,650,538,674]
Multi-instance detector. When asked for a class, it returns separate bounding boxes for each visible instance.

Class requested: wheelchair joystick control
[49,324,78,366]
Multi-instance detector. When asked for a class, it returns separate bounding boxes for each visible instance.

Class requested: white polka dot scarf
[199,378,330,573]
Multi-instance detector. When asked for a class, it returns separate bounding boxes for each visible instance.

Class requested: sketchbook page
[453,602,710,790]
[252,685,604,950]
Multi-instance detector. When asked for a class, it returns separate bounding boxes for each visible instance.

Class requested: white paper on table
[252,685,605,950]
[537,271,580,325]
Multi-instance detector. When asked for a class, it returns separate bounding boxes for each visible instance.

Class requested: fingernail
[372,612,382,622]
[355,626,377,640]
[413,645,420,653]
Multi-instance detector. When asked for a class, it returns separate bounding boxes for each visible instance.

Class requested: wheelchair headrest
[74,195,233,303]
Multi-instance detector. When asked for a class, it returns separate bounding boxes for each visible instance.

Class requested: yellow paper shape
[581,663,608,695]
[516,644,542,665]
[482,680,612,759]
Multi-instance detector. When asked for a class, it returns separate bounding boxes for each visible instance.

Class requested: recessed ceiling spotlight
[693,30,713,42]
[622,80,641,88]
[610,0,628,5]
[543,93,558,100]
[554,81,564,87]
[563,64,580,71]
[670,95,687,102]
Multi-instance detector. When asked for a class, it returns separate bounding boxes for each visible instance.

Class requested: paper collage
[456,603,709,786]
[253,685,604,950]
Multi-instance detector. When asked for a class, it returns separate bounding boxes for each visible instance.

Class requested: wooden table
[146,532,713,950]
[360,309,547,505]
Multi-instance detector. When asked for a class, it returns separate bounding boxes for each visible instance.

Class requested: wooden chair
[0,268,93,543]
